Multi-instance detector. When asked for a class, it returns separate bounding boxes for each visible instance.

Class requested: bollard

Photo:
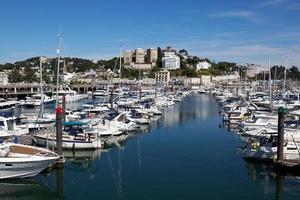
[56,106,63,158]
[62,95,66,122]
[277,107,285,162]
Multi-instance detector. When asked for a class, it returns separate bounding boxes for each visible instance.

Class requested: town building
[211,72,240,83]
[162,52,180,70]
[200,75,212,86]
[155,70,170,86]
[146,48,158,64]
[124,63,152,70]
[246,64,267,78]
[124,50,133,65]
[135,48,145,64]
[0,72,8,85]
[184,78,201,86]
[196,61,211,70]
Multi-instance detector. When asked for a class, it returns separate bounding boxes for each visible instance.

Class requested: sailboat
[22,57,55,108]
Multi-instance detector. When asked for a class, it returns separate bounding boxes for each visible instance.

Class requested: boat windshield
[0,121,5,128]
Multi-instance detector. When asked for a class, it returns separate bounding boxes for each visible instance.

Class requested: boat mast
[56,31,63,106]
[40,57,44,117]
[283,56,287,99]
[263,66,266,93]
[269,57,273,109]
[119,45,122,87]
[40,57,43,96]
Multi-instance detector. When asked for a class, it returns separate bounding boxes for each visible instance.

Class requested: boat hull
[34,135,102,150]
[0,159,55,180]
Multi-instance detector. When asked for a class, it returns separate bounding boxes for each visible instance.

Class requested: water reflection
[161,95,217,128]
[245,161,300,199]
[0,179,56,200]
[64,149,102,169]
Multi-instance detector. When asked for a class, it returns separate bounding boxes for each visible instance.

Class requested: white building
[124,50,133,65]
[155,70,170,86]
[0,72,8,85]
[184,78,201,86]
[196,61,211,70]
[162,52,180,70]
[201,75,212,86]
[135,48,145,64]
[211,72,240,83]
[124,63,153,70]
[246,64,267,78]
[146,48,158,63]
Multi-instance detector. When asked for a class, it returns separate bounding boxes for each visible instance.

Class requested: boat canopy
[63,121,87,126]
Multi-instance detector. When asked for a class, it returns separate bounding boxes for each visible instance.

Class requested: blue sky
[1,0,300,66]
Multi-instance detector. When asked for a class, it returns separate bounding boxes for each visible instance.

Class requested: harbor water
[1,94,300,199]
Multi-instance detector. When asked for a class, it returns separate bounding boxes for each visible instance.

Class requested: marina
[0,92,300,199]
[1,0,300,199]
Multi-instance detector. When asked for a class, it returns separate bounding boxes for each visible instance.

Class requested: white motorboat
[20,113,55,124]
[34,132,102,150]
[82,104,110,113]
[0,116,29,140]
[22,94,55,107]
[241,114,278,130]
[0,142,58,179]
[136,105,162,116]
[0,98,18,110]
[125,110,150,125]
[93,89,109,98]
[54,87,82,103]
[243,136,300,161]
[242,127,300,143]
[42,110,81,122]
[34,122,103,149]
[109,112,137,132]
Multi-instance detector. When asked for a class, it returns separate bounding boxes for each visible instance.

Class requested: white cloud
[209,11,255,18]
[209,11,266,23]
[256,0,286,8]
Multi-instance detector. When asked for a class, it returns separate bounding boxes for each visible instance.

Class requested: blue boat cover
[63,121,87,126]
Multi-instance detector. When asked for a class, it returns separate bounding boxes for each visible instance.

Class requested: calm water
[1,95,300,200]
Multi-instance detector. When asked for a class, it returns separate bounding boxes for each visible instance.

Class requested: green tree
[24,67,38,83]
[42,72,51,84]
[288,66,300,80]
[148,66,161,78]
[156,47,163,68]
[8,68,23,83]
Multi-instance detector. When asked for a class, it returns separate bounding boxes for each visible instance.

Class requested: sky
[0,0,300,67]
